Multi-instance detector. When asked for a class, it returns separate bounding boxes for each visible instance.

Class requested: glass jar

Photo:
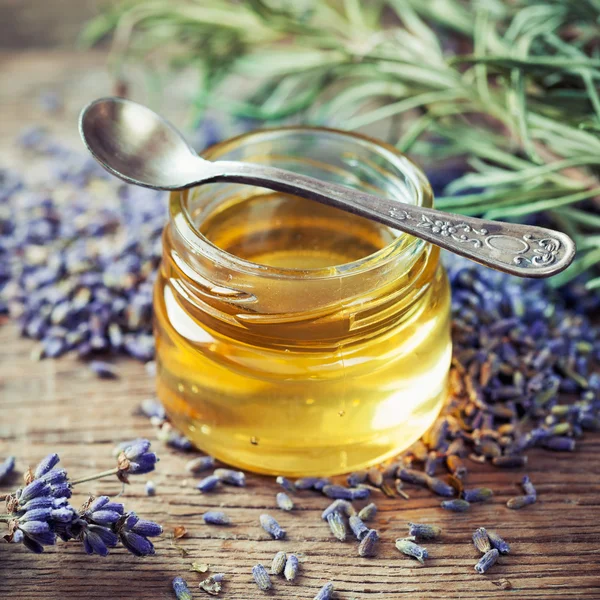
[154,127,451,476]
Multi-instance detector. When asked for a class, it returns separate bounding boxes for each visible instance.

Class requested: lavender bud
[462,487,493,503]
[203,511,231,525]
[357,502,377,521]
[327,511,347,541]
[172,576,192,600]
[0,456,15,483]
[276,491,294,511]
[252,564,272,591]
[487,530,510,554]
[506,494,537,509]
[408,523,442,540]
[276,476,296,494]
[358,528,379,557]
[271,551,286,575]
[474,548,499,574]
[349,515,369,541]
[214,468,245,487]
[472,527,492,554]
[185,456,215,474]
[395,538,428,563]
[284,553,299,581]
[260,513,286,540]
[440,499,470,512]
[321,499,355,520]
[196,475,220,493]
[314,582,334,600]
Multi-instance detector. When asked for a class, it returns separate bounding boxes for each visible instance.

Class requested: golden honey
[154,128,451,475]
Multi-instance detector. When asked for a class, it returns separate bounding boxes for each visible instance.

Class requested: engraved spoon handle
[205,160,576,278]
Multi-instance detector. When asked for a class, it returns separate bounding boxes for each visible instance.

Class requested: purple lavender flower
[0,455,15,483]
[117,439,158,481]
[116,512,162,556]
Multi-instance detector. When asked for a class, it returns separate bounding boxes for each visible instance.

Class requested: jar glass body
[154,127,451,476]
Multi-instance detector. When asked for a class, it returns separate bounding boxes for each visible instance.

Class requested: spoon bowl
[79,97,208,189]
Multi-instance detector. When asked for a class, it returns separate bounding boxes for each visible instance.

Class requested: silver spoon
[79,97,575,278]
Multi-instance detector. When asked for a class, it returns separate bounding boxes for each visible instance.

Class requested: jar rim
[173,126,433,281]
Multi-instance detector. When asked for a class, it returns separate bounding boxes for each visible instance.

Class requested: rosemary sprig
[83,0,600,284]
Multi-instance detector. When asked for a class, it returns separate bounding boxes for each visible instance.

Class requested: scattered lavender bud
[322,484,353,500]
[145,481,156,496]
[276,476,295,494]
[203,511,231,525]
[89,360,118,379]
[487,530,510,554]
[474,548,500,574]
[446,455,467,478]
[462,487,493,503]
[358,528,379,557]
[327,511,347,541]
[441,499,470,512]
[185,456,215,474]
[492,455,528,468]
[408,523,442,540]
[284,553,299,581]
[398,468,429,486]
[0,456,16,483]
[313,477,332,491]
[196,475,220,493]
[507,494,537,510]
[276,491,294,512]
[271,550,286,575]
[367,467,383,487]
[139,398,166,421]
[294,477,320,490]
[260,513,286,540]
[214,468,245,487]
[472,528,492,554]
[172,576,192,600]
[321,499,355,520]
[314,582,334,600]
[350,486,371,500]
[252,564,272,591]
[542,436,576,451]
[349,515,369,541]
[521,475,537,497]
[212,573,224,583]
[426,475,455,497]
[347,470,367,487]
[357,502,377,522]
[382,462,401,479]
[395,538,428,563]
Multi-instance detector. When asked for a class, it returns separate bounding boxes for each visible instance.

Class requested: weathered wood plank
[1,51,599,599]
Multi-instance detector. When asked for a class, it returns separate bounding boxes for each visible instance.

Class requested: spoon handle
[207,160,576,278]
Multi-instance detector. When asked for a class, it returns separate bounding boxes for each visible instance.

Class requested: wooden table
[1,51,599,600]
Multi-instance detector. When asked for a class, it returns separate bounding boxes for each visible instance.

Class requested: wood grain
[1,50,600,600]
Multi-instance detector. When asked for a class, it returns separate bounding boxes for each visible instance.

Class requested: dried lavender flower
[542,436,576,451]
[117,439,158,479]
[314,582,334,600]
[145,481,156,496]
[203,511,231,525]
[172,576,193,600]
[115,511,162,556]
[357,502,377,521]
[294,477,320,490]
[358,528,379,557]
[139,398,166,421]
[487,530,510,554]
[397,468,429,486]
[313,477,332,491]
[271,550,286,575]
[252,564,272,591]
[89,360,118,379]
[214,468,245,487]
[321,499,355,520]
[349,515,369,541]
[426,475,455,497]
[284,553,299,581]
[446,455,467,479]
[462,487,493,503]
[321,484,353,500]
[440,499,470,512]
[472,528,492,554]
[408,523,442,540]
[276,476,296,494]
[395,538,428,563]
[347,470,368,486]
[185,456,215,474]
[276,491,294,511]
[0,455,16,483]
[196,475,220,493]
[474,548,500,574]
[327,511,347,541]
[521,475,537,497]
[260,513,286,540]
[506,494,537,510]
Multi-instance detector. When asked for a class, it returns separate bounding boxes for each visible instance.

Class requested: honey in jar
[154,127,451,475]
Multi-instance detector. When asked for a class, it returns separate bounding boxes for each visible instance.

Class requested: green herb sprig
[82,0,600,286]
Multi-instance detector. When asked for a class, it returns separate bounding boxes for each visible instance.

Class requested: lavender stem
[70,467,120,486]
